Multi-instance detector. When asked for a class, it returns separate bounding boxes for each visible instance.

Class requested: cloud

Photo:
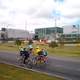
[58,0,80,18]
[54,0,65,3]
[0,0,80,31]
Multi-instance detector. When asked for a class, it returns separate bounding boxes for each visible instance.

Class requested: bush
[28,40,33,45]
[49,41,58,48]
[15,39,22,46]
[33,35,39,40]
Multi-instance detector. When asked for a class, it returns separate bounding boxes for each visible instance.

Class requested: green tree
[15,39,22,48]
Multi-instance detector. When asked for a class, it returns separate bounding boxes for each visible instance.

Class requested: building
[35,25,80,42]
[0,28,32,40]
[35,27,63,40]
[61,34,80,41]
[62,25,80,41]
[63,25,80,34]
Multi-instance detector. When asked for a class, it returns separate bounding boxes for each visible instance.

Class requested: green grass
[33,43,80,57]
[48,47,80,57]
[0,43,18,53]
[0,63,63,80]
[0,42,80,57]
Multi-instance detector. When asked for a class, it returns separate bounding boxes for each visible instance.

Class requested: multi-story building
[35,25,80,42]
[35,27,63,40]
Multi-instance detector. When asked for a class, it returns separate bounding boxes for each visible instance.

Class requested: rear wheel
[25,57,33,68]
[17,56,24,65]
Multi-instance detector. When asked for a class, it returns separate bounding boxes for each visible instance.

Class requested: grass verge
[0,63,63,80]
[33,43,80,57]
[0,42,80,57]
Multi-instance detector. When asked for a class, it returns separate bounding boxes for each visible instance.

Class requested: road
[0,51,80,80]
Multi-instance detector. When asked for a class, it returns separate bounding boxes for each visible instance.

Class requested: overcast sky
[0,0,80,32]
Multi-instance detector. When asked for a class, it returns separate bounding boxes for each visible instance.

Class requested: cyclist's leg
[44,56,48,64]
[23,56,26,64]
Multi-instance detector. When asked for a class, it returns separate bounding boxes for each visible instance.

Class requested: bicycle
[34,55,48,67]
[17,54,25,65]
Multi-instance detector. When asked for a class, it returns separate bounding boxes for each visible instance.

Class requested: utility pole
[77,24,79,41]
[45,28,46,39]
[54,16,57,41]
[6,24,11,40]
[6,24,9,40]
[55,17,57,28]
[25,22,27,41]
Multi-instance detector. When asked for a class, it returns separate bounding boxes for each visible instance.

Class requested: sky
[0,0,80,32]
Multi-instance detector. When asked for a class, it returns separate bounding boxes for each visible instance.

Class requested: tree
[15,39,22,47]
[1,33,8,43]
[33,35,39,40]
[28,39,33,45]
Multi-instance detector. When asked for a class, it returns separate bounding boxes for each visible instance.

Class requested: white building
[7,28,29,39]
[0,28,33,40]
[63,25,80,34]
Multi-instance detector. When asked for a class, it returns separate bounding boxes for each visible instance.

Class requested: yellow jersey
[34,48,41,55]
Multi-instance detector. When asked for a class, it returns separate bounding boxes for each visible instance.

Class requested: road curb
[0,60,67,80]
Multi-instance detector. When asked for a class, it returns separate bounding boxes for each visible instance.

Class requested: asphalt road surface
[0,51,80,80]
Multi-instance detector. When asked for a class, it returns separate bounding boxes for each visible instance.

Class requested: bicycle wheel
[18,56,24,65]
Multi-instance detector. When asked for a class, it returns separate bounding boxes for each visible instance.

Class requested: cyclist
[35,46,41,55]
[28,46,34,55]
[19,47,24,56]
[42,48,48,56]
[41,48,48,63]
[27,44,33,49]
[35,46,44,62]
[22,48,30,64]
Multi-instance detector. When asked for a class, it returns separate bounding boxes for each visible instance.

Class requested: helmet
[36,46,40,49]
[23,48,26,51]
[28,45,33,49]
[19,47,24,51]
